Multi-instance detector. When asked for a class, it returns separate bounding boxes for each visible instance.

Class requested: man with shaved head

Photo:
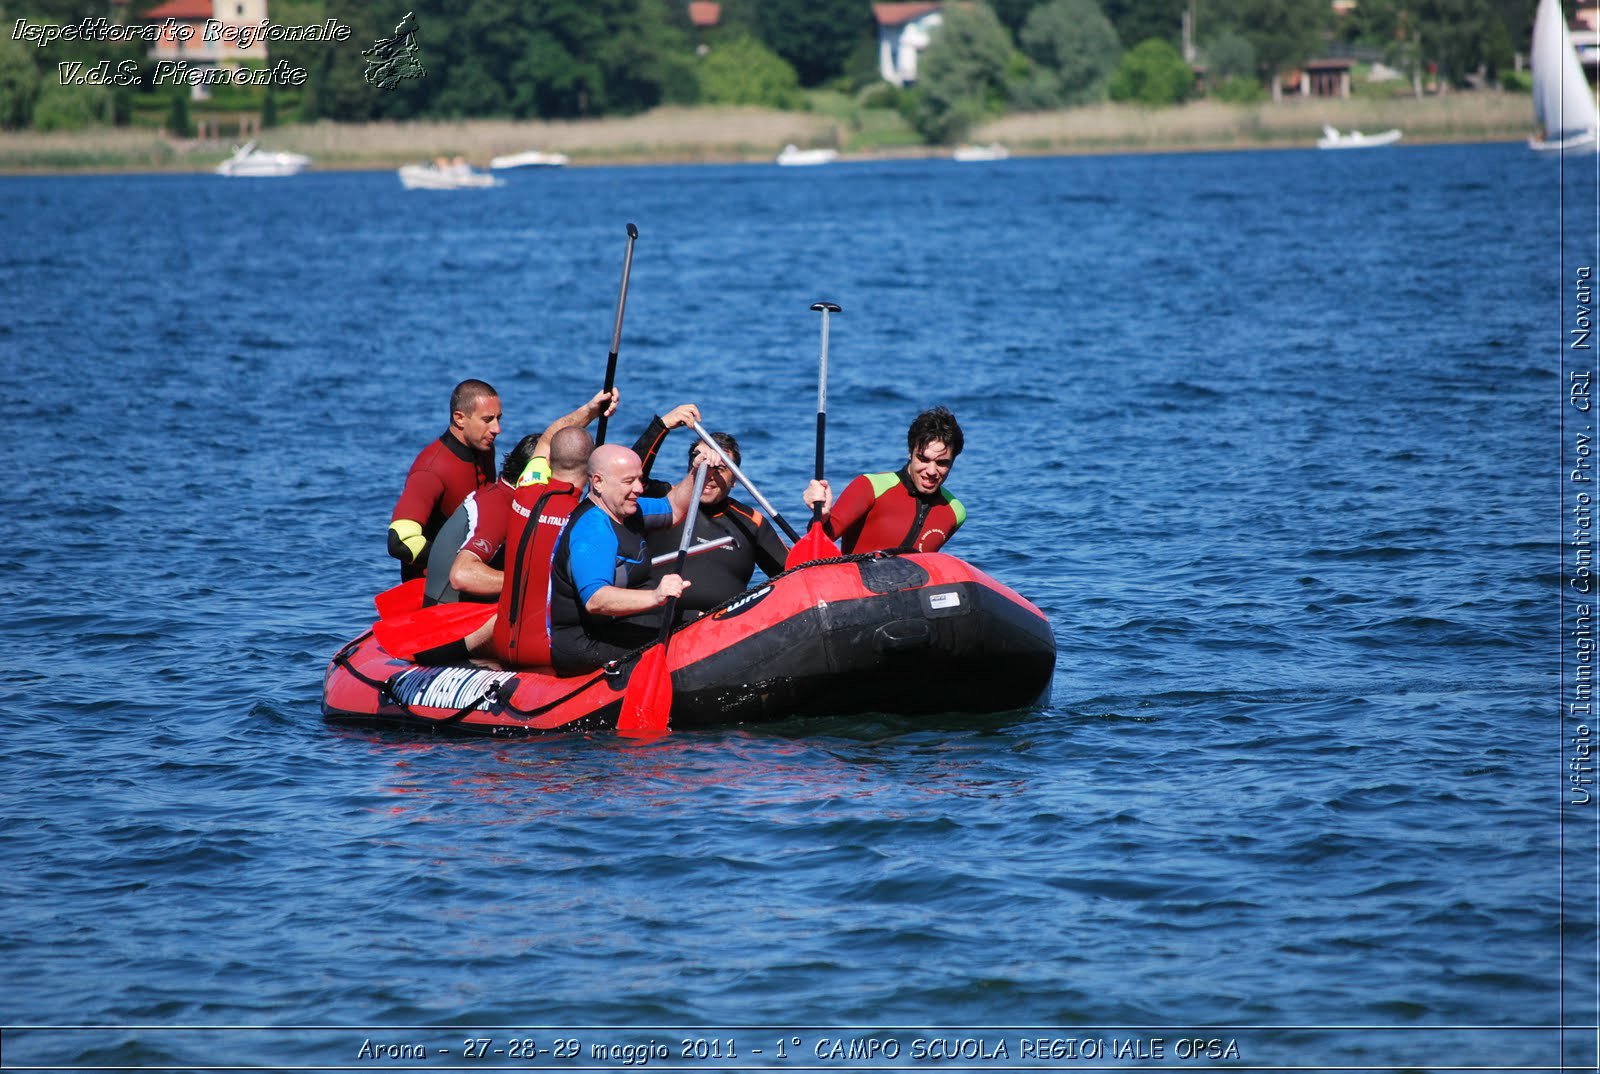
[485,423,605,667]
[547,430,700,675]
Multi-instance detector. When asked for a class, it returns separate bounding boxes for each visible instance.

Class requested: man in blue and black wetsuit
[547,442,698,675]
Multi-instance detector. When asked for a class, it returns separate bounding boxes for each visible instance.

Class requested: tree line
[0,0,1539,138]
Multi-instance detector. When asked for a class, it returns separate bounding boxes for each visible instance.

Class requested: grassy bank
[0,93,1532,173]
[975,92,1533,153]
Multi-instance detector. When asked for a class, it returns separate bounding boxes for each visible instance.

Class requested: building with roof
[140,0,269,96]
[874,2,944,86]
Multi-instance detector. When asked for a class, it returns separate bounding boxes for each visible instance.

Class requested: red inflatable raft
[322,552,1055,736]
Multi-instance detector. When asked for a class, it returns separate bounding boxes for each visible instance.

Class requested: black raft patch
[712,584,774,621]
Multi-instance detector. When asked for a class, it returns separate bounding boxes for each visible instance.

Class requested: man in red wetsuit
[484,425,600,667]
[422,388,619,606]
[802,406,967,554]
[388,379,503,581]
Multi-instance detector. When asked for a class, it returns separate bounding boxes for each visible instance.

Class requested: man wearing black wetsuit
[640,429,788,619]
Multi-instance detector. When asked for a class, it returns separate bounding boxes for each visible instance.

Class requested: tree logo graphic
[363,11,426,90]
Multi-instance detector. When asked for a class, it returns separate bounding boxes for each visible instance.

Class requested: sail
[1531,0,1599,141]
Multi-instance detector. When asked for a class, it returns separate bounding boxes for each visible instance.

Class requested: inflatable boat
[322,551,1055,736]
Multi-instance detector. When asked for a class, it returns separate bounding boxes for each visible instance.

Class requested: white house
[141,0,269,65]
[874,2,944,86]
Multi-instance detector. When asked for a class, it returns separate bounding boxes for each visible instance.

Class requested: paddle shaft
[808,302,841,528]
[650,534,733,565]
[595,222,639,445]
[689,420,800,544]
[653,461,711,643]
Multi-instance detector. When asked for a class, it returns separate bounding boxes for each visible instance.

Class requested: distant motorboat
[953,142,1009,162]
[1316,125,1403,149]
[215,141,310,177]
[398,159,502,189]
[489,149,570,170]
[777,144,838,166]
[1529,0,1599,152]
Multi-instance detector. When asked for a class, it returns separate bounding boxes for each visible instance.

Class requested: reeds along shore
[0,94,1536,172]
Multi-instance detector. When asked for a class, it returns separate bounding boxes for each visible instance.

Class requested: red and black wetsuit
[491,477,584,669]
[826,469,966,554]
[421,479,514,606]
[389,432,495,581]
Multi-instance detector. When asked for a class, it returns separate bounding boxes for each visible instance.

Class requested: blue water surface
[0,141,1593,1072]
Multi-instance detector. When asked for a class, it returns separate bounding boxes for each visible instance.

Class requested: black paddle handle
[596,222,639,446]
[811,411,826,527]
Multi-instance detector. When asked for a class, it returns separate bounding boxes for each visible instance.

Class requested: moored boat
[323,552,1055,736]
[216,141,311,177]
[953,143,1010,162]
[1316,125,1403,149]
[489,149,571,170]
[777,144,839,166]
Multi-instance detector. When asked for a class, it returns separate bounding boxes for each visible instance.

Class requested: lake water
[0,140,1594,1072]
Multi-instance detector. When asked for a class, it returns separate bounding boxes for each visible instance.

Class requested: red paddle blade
[617,643,672,738]
[784,524,841,569]
[374,601,496,660]
[374,577,426,619]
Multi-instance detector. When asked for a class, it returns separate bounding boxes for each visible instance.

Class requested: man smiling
[547,441,698,674]
[803,406,967,554]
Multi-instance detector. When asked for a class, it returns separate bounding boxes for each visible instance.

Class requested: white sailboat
[1529,0,1598,152]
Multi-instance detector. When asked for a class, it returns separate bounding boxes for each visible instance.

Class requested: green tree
[0,33,41,130]
[991,0,1050,35]
[1202,28,1254,79]
[1205,0,1324,94]
[1020,0,1122,103]
[1107,37,1192,104]
[698,32,801,108]
[904,3,1014,143]
[594,0,698,113]
[756,0,873,86]
[165,90,191,137]
[31,79,111,131]
[1100,0,1185,51]
[1481,12,1514,79]
[1203,29,1265,100]
[1408,0,1497,82]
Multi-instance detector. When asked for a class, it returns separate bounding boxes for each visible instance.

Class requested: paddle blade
[617,644,671,738]
[373,577,425,619]
[784,523,841,569]
[374,601,496,660]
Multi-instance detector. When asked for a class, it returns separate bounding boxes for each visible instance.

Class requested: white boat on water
[1529,0,1599,152]
[1316,125,1403,149]
[398,159,502,189]
[953,142,1010,162]
[777,144,838,166]
[489,149,570,170]
[216,141,311,177]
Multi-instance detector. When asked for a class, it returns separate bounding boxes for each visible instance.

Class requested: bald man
[547,440,699,675]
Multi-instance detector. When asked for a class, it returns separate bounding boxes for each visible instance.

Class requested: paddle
[688,420,800,544]
[373,601,496,660]
[373,577,425,618]
[595,222,639,446]
[786,301,844,568]
[616,461,710,738]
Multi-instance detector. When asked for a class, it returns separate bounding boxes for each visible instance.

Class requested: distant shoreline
[0,94,1535,175]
